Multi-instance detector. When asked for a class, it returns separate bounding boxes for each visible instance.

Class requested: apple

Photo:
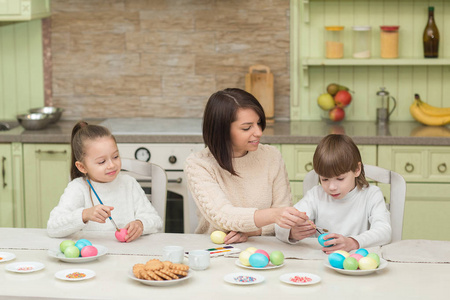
[210,230,227,244]
[317,93,335,110]
[115,228,128,242]
[269,250,284,266]
[329,107,345,122]
[59,240,75,253]
[64,245,80,258]
[239,250,252,266]
[334,90,352,108]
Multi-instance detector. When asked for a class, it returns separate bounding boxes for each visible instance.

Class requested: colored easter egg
[355,248,369,257]
[115,228,128,242]
[77,239,92,246]
[318,233,333,247]
[269,251,285,266]
[246,247,258,254]
[249,253,269,268]
[255,249,270,260]
[210,231,227,244]
[349,253,364,261]
[343,257,359,270]
[333,250,350,258]
[239,250,252,266]
[359,257,378,270]
[59,240,75,253]
[64,245,80,258]
[75,240,89,252]
[366,253,380,267]
[328,252,345,269]
[81,245,98,257]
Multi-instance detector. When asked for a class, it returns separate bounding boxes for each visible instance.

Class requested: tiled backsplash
[51,0,290,120]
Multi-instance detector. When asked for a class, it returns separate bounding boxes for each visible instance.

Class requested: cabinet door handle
[437,163,447,173]
[2,156,6,188]
[404,162,414,173]
[304,162,313,172]
[35,150,67,154]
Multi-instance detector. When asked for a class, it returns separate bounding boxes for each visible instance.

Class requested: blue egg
[328,253,346,269]
[355,248,369,257]
[75,240,90,253]
[249,253,269,268]
[77,239,92,246]
[318,233,333,247]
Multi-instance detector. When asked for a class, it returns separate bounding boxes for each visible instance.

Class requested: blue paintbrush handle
[86,179,112,221]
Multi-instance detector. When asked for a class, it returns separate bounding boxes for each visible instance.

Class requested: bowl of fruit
[317,83,353,123]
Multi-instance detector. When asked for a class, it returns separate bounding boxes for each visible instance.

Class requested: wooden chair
[302,164,406,242]
[121,158,168,232]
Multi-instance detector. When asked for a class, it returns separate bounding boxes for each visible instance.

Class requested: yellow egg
[334,250,350,258]
[358,257,378,270]
[245,247,258,254]
[210,231,226,244]
[239,250,252,266]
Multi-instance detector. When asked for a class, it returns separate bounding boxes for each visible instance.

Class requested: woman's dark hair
[203,88,266,175]
[313,134,369,189]
[70,121,116,180]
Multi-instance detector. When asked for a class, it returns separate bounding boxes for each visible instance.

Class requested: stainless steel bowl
[17,113,51,130]
[29,107,64,123]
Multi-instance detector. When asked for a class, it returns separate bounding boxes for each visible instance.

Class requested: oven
[117,143,204,233]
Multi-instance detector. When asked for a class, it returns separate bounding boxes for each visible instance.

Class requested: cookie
[145,259,164,271]
[170,263,189,271]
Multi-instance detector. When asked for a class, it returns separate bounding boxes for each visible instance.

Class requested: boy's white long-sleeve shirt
[47,173,163,237]
[275,184,392,248]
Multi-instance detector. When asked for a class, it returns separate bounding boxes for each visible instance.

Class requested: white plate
[55,269,96,281]
[127,269,192,286]
[324,258,388,276]
[47,244,108,263]
[5,262,45,273]
[0,252,16,263]
[235,259,284,270]
[280,272,321,285]
[223,272,265,285]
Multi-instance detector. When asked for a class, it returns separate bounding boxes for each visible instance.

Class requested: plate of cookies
[128,259,192,286]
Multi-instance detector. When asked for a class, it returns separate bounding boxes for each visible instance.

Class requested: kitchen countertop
[1,118,450,145]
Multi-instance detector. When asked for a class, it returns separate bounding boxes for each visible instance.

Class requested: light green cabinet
[0,143,14,227]
[23,144,71,228]
[0,0,50,21]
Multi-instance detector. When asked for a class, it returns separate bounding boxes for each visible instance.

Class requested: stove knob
[169,155,177,164]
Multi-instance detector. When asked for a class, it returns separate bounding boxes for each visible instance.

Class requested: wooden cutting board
[245,65,274,123]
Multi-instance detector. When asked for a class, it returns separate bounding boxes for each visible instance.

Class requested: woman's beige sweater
[184,144,292,235]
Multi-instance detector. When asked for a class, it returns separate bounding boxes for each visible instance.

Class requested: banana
[409,99,450,126]
[415,94,450,117]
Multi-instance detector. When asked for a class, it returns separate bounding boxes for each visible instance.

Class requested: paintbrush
[86,178,120,231]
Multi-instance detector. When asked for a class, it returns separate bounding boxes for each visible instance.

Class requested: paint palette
[185,246,241,257]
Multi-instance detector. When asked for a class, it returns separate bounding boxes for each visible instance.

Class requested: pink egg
[349,253,364,261]
[255,249,270,260]
[81,245,98,257]
[115,228,128,242]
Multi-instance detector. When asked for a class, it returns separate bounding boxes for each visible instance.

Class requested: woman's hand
[289,222,316,240]
[124,220,144,242]
[223,231,249,244]
[319,233,360,254]
[273,207,309,229]
[82,204,114,224]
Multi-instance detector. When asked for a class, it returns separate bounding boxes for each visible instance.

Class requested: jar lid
[325,26,344,31]
[380,26,400,31]
[352,26,371,31]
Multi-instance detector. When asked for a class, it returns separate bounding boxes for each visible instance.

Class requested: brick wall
[51,0,290,120]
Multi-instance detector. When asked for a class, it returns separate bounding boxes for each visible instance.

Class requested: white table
[0,228,448,300]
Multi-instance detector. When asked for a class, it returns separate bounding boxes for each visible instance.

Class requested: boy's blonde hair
[313,134,369,189]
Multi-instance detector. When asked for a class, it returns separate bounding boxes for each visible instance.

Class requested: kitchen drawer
[378,146,450,182]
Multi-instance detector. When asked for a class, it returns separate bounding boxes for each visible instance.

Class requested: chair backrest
[302,164,406,242]
[121,158,168,232]
[187,189,198,234]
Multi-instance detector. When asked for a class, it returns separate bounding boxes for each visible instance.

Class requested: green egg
[343,257,359,270]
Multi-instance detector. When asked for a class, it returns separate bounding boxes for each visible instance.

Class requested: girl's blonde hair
[313,134,369,189]
[70,121,116,180]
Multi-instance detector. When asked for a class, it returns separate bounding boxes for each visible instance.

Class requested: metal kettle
[376,87,397,124]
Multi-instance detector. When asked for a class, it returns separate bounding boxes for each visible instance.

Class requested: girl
[47,121,162,242]
[276,134,391,253]
[184,88,306,244]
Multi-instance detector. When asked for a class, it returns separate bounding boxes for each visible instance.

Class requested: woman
[184,88,305,244]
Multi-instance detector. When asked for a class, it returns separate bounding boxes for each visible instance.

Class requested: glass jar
[380,26,400,58]
[352,26,371,58]
[325,26,344,59]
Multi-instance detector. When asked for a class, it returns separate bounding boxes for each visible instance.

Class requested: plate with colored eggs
[48,239,108,263]
[236,247,285,270]
[324,249,388,276]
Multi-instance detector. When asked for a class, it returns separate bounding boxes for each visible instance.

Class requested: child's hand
[289,221,316,241]
[320,233,360,254]
[124,220,144,242]
[274,207,309,229]
[223,231,249,244]
[82,204,114,224]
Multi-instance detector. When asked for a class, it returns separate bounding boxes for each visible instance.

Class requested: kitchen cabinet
[23,144,71,228]
[0,143,14,227]
[378,145,450,240]
[0,0,50,21]
[290,0,450,121]
[280,144,377,203]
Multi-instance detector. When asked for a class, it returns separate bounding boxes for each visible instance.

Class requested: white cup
[162,246,184,264]
[189,250,210,271]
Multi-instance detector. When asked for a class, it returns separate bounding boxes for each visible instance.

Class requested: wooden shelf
[303,58,450,66]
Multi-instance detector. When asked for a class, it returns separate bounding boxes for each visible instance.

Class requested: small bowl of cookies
[128,259,191,286]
